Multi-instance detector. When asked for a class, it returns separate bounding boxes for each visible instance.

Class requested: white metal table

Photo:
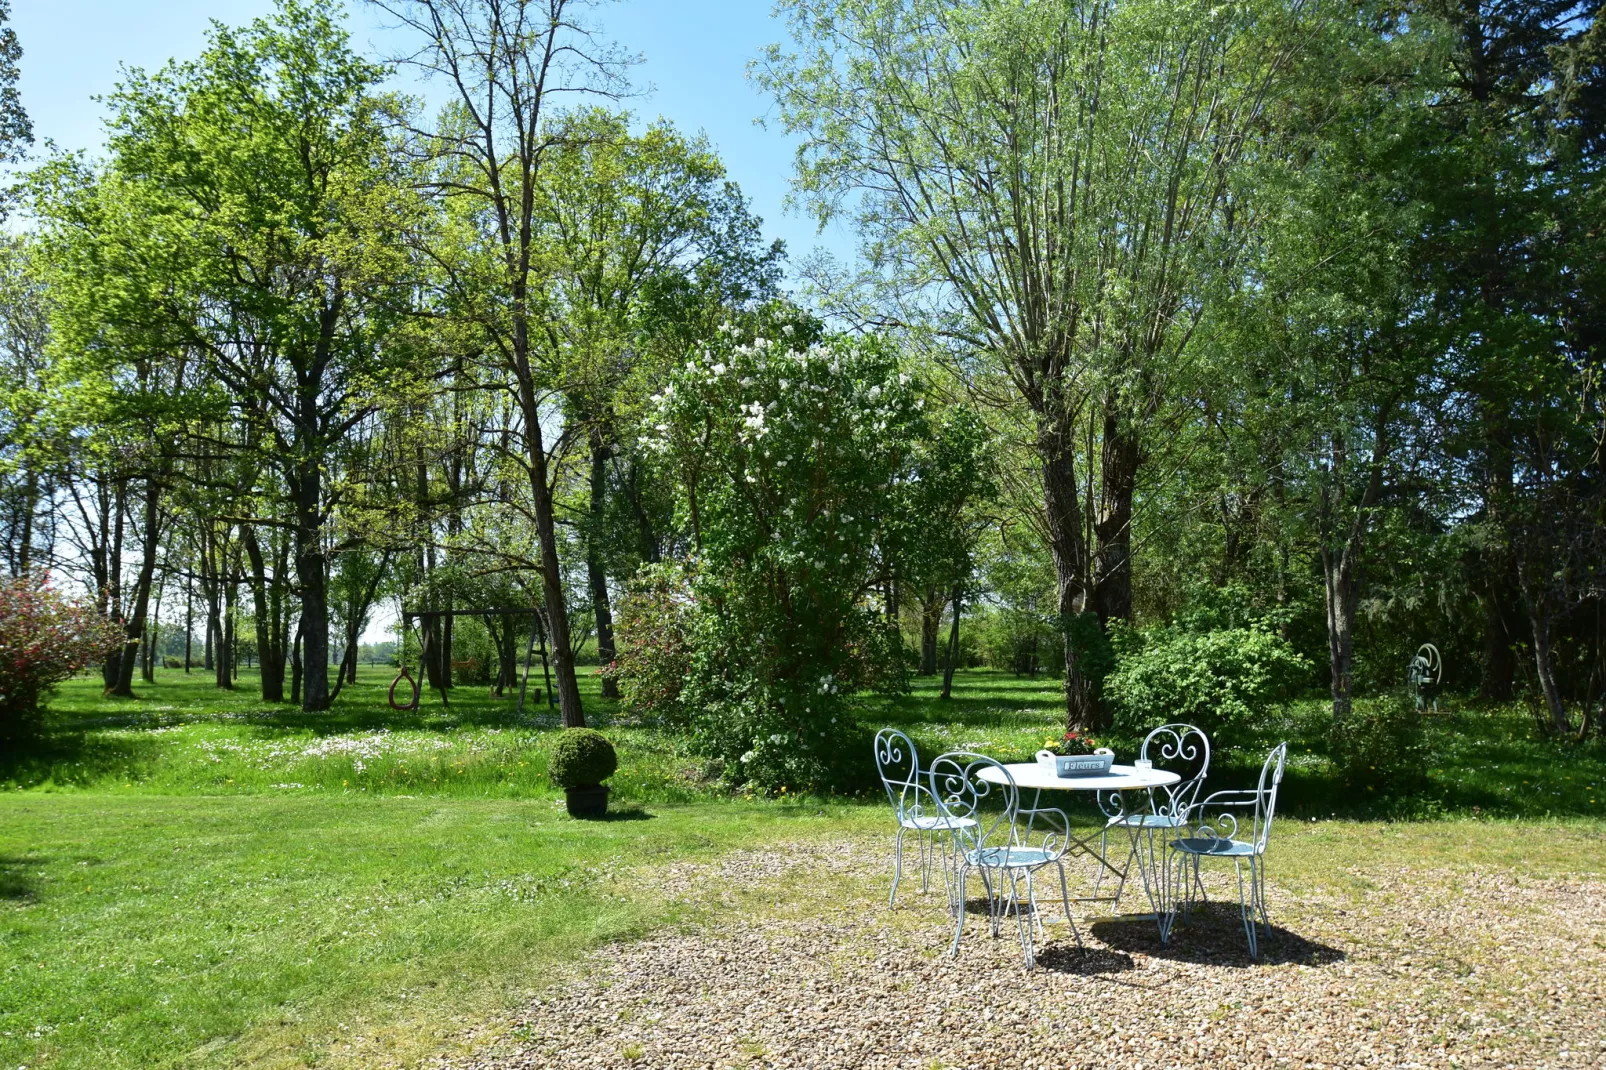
[977,762,1181,931]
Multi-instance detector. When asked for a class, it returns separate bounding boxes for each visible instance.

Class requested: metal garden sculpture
[1407,643,1443,713]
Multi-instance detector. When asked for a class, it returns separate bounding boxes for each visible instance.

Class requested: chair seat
[900,814,978,832]
[1106,813,1186,829]
[1171,836,1258,857]
[966,846,1056,869]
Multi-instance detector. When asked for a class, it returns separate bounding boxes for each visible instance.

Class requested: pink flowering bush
[0,575,120,740]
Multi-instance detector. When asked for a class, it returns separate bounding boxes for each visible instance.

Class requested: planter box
[1037,750,1115,778]
[564,785,610,819]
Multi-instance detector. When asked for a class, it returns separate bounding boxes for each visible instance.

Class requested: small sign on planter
[1035,748,1115,778]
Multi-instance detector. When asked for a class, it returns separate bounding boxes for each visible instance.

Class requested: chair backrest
[1252,742,1289,853]
[926,750,1017,854]
[1141,723,1212,820]
[874,729,937,824]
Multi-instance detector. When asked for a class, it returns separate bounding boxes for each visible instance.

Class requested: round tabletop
[977,762,1181,792]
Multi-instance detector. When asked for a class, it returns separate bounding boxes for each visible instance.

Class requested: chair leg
[1112,837,1139,907]
[1234,859,1258,959]
[1160,851,1185,946]
[1057,860,1084,950]
[948,863,968,958]
[889,826,906,909]
[1092,828,1109,897]
[1011,870,1035,969]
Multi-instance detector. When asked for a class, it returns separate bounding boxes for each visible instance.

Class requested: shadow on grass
[594,807,655,822]
[1090,905,1345,969]
[0,854,41,901]
[0,732,161,789]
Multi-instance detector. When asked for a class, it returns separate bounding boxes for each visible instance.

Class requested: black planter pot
[564,784,609,819]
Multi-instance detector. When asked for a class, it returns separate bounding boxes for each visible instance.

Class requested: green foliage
[548,728,618,789]
[1105,626,1309,745]
[0,575,120,741]
[1327,698,1430,797]
[612,562,697,726]
[647,325,930,790]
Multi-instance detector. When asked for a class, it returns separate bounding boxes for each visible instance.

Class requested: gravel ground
[439,838,1606,1070]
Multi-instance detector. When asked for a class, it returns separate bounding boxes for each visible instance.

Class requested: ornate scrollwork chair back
[924,750,1015,859]
[874,729,976,908]
[1144,723,1212,821]
[928,751,1083,969]
[874,728,926,822]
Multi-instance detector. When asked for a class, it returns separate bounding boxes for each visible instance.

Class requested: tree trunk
[1322,543,1358,720]
[940,584,962,700]
[513,350,584,728]
[289,618,303,706]
[109,479,162,697]
[587,425,619,699]
[1092,415,1140,625]
[919,587,943,676]
[1040,428,1097,731]
[184,574,193,673]
[291,446,330,710]
[242,526,286,703]
[100,479,127,692]
[1518,561,1572,734]
[219,577,236,690]
[1478,572,1518,703]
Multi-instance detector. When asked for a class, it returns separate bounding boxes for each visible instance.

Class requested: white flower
[712,362,727,376]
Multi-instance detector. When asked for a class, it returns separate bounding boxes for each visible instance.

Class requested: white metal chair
[1095,723,1212,906]
[928,750,1084,969]
[874,729,975,908]
[1163,742,1288,959]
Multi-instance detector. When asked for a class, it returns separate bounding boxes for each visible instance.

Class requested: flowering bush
[612,562,697,726]
[0,574,121,740]
[645,325,926,790]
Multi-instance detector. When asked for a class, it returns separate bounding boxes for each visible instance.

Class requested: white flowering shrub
[644,326,925,790]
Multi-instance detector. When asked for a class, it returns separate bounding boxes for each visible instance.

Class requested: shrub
[645,326,924,791]
[1327,698,1429,796]
[548,729,618,790]
[0,574,121,741]
[1104,626,1309,746]
[612,562,696,726]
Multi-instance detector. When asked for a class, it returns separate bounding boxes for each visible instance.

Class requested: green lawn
[3,663,1603,1068]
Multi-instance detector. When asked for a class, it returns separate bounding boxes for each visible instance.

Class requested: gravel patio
[441,837,1606,1069]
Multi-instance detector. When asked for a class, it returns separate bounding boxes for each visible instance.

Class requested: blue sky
[11,0,857,270]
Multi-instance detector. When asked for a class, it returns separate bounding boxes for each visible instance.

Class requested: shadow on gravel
[1090,906,1345,969]
[1036,944,1135,975]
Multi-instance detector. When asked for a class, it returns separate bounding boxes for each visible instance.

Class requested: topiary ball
[548,728,618,790]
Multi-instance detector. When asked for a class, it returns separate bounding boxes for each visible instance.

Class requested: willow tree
[759,0,1329,728]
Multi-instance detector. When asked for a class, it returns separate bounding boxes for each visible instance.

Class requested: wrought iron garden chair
[874,729,976,908]
[1094,723,1212,906]
[928,750,1084,969]
[1163,742,1288,959]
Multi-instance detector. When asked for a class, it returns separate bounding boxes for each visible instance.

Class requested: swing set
[389,606,556,716]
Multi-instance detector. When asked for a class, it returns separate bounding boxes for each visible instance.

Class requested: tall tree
[373,0,637,728]
[38,1,427,710]
[759,0,1327,728]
